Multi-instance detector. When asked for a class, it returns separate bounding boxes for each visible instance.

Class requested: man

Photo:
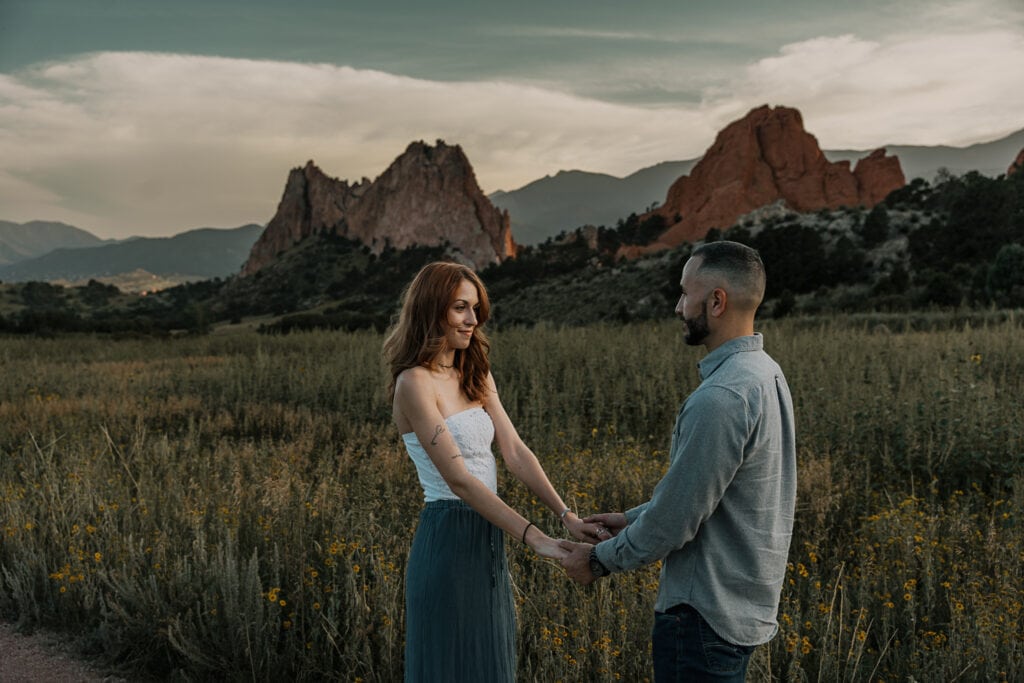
[560,240,796,682]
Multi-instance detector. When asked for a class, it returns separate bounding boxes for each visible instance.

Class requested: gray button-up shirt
[595,333,796,646]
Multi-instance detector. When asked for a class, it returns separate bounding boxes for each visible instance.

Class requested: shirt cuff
[594,540,616,573]
[625,503,647,524]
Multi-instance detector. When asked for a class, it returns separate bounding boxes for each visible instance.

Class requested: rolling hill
[0,224,264,284]
[0,220,105,266]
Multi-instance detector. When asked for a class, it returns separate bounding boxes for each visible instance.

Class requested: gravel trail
[0,622,130,682]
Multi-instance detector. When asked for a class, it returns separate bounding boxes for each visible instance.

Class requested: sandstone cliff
[1009,148,1024,175]
[635,105,905,254]
[242,141,514,275]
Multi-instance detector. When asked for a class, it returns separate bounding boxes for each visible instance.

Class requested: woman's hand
[562,512,612,544]
[526,528,570,560]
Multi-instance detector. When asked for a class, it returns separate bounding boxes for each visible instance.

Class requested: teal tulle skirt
[404,499,516,682]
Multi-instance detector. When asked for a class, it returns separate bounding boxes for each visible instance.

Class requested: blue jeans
[652,604,755,682]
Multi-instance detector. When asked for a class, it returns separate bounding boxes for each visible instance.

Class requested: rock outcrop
[242,141,515,275]
[638,105,906,252]
[853,148,906,206]
[1009,148,1024,175]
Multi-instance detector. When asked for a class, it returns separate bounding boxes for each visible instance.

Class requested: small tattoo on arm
[451,452,463,460]
[430,425,445,446]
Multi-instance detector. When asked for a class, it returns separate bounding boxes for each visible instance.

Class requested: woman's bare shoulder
[395,366,433,397]
[396,365,430,381]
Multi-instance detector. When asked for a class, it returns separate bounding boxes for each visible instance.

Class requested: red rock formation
[854,148,906,206]
[1009,148,1024,175]
[638,105,905,253]
[242,141,515,275]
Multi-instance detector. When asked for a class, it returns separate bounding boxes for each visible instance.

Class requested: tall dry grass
[1,316,1022,681]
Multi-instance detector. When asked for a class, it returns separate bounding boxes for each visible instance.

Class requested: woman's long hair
[383,262,492,403]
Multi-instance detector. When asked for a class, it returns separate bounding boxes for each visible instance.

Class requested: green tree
[752,224,827,297]
[859,205,890,247]
[771,289,796,318]
[909,172,1024,272]
[883,176,935,210]
[825,236,867,284]
[21,281,66,308]
[872,264,910,296]
[916,269,962,307]
[80,279,120,308]
[987,243,1024,306]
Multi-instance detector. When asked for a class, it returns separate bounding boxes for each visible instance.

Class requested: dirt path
[0,622,129,683]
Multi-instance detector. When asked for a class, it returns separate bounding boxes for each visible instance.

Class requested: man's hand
[582,512,628,537]
[559,540,596,585]
[562,512,612,544]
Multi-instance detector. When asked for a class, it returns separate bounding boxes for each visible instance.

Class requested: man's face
[675,257,710,346]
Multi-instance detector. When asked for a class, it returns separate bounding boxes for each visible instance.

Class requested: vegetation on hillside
[0,278,228,336]
[217,234,449,333]
[482,168,1023,322]
[1,169,1022,336]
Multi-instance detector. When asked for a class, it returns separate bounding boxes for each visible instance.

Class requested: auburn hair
[383,261,492,403]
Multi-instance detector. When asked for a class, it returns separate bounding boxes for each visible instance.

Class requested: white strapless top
[401,406,498,502]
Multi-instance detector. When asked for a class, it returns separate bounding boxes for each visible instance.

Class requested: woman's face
[444,279,480,351]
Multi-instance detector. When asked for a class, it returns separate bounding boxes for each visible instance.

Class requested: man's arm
[595,386,750,572]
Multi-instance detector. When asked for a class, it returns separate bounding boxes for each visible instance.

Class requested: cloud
[2,15,1023,240]
[498,26,670,42]
[0,52,714,237]
[708,27,1024,148]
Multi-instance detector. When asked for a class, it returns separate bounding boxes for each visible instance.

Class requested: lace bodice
[402,407,497,502]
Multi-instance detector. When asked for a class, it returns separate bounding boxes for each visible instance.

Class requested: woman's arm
[395,368,567,559]
[483,373,605,543]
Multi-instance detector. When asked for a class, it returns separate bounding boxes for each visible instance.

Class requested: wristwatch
[589,547,609,578]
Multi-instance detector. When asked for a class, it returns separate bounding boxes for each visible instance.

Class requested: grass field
[1,316,1022,681]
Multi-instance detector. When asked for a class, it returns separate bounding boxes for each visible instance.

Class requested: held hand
[558,540,596,585]
[562,513,613,544]
[582,512,628,537]
[527,529,570,560]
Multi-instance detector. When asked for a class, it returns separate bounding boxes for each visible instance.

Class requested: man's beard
[683,302,709,346]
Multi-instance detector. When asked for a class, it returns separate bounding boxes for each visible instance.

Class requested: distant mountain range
[491,127,1024,244]
[0,220,106,266]
[489,161,699,245]
[0,224,263,285]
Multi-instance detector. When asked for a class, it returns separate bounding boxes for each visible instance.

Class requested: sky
[2,0,1023,239]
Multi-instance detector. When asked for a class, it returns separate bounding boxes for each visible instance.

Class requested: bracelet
[559,507,571,521]
[521,521,535,544]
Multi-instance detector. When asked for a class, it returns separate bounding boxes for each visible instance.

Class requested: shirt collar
[698,333,763,381]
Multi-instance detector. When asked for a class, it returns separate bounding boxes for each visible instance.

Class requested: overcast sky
[2,0,1023,239]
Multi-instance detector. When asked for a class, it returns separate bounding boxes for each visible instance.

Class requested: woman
[384,261,606,682]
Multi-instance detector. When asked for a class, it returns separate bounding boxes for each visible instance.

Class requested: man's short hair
[690,241,766,309]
